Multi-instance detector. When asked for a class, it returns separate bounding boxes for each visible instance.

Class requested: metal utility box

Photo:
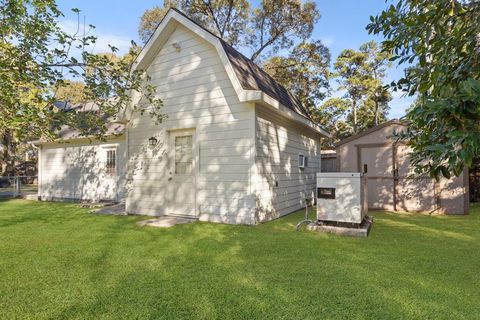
[316,172,367,224]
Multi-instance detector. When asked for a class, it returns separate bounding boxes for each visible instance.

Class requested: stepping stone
[137,216,196,228]
[92,202,126,215]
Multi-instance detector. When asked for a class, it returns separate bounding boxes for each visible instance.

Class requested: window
[299,154,308,168]
[175,135,193,174]
[106,149,116,176]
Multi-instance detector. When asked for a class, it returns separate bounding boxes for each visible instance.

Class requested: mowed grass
[0,200,479,319]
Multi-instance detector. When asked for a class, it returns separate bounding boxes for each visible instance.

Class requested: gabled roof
[133,8,328,137]
[160,8,310,119]
[335,119,407,147]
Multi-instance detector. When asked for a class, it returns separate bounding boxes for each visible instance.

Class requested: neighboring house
[36,8,328,224]
[336,120,469,214]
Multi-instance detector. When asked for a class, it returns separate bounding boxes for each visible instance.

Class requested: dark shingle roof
[57,123,125,140]
[221,41,310,118]
[50,102,125,140]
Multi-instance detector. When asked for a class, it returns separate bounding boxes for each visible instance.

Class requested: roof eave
[335,119,406,147]
[253,92,330,138]
[34,132,125,146]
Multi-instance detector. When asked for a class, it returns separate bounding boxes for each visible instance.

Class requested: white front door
[166,129,196,216]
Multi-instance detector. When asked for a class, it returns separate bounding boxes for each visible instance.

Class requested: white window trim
[104,146,118,176]
[299,154,306,168]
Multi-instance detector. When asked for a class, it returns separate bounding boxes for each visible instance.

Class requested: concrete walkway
[93,204,196,228]
[93,202,126,215]
[137,216,196,228]
[0,190,38,200]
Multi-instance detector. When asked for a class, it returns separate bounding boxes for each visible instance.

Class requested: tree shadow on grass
[2,202,479,319]
[49,217,472,319]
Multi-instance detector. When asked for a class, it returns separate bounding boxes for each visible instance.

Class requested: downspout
[125,121,130,210]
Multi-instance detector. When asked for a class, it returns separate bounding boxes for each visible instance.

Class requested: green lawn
[0,200,479,319]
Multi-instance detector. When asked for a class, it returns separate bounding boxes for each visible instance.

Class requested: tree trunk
[352,100,358,133]
[1,130,16,176]
[374,98,379,126]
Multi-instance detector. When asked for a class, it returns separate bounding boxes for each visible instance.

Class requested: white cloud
[92,34,132,55]
[59,19,132,55]
[319,36,335,47]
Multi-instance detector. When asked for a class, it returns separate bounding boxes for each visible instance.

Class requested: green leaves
[332,41,392,135]
[418,82,431,93]
[248,0,320,61]
[368,0,480,179]
[0,0,164,143]
[263,39,331,116]
[139,1,320,62]
[460,78,480,98]
[139,0,250,47]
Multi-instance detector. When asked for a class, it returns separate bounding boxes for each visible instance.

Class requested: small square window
[299,154,305,168]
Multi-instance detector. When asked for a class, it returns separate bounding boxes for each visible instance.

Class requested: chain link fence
[0,176,38,199]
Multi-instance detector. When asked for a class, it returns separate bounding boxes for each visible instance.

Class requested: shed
[336,120,469,214]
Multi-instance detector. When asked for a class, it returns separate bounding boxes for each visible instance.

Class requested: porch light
[148,136,158,147]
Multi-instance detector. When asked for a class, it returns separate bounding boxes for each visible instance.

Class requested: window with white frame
[175,135,193,174]
[298,154,305,168]
[299,154,306,168]
[106,148,117,176]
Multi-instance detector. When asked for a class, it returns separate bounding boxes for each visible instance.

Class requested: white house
[37,8,329,224]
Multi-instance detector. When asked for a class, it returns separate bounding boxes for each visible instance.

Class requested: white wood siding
[253,107,322,221]
[126,25,256,224]
[39,138,126,201]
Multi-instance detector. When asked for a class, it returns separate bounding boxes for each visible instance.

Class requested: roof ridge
[166,7,312,120]
[137,7,322,128]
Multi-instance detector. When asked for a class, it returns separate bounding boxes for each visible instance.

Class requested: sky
[56,0,414,119]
